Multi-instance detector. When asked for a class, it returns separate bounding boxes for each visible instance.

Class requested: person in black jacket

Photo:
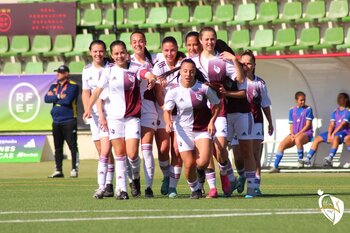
[45,65,79,178]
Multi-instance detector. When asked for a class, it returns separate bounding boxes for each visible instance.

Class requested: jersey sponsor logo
[213,65,221,74]
[195,93,203,101]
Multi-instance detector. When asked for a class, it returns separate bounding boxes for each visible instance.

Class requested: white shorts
[214,116,227,138]
[89,115,100,141]
[227,112,254,145]
[175,124,212,153]
[251,123,264,141]
[108,117,141,140]
[141,99,158,131]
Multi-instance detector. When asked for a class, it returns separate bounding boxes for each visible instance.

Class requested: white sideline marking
[0,210,349,224]
[0,208,326,215]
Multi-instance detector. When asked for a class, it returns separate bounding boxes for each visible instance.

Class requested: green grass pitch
[0,160,349,233]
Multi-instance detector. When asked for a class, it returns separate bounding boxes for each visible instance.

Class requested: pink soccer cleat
[206,188,218,198]
[220,174,231,196]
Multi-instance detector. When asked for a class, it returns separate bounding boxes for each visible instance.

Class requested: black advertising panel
[0,2,76,37]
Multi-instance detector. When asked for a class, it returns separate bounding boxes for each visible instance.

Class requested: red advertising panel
[0,2,76,36]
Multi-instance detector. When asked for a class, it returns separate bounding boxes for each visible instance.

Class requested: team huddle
[80,26,350,200]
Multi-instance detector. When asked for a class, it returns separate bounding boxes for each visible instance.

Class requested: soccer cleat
[255,188,262,196]
[70,169,78,178]
[297,160,304,168]
[245,188,257,199]
[93,189,105,199]
[160,176,170,195]
[116,191,129,200]
[145,187,154,198]
[269,167,280,173]
[323,156,333,167]
[104,184,114,198]
[237,176,246,194]
[168,187,177,198]
[130,178,141,197]
[48,171,64,178]
[190,189,203,199]
[206,188,218,198]
[343,162,350,169]
[201,187,206,196]
[301,157,311,166]
[230,177,240,193]
[220,174,231,197]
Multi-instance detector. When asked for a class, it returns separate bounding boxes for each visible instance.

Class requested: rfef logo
[0,13,12,33]
[8,82,41,123]
[318,189,344,225]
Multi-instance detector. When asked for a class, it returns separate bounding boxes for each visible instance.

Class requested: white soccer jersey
[98,63,142,120]
[247,76,271,108]
[82,62,108,114]
[192,52,237,83]
[164,81,220,132]
[152,59,181,92]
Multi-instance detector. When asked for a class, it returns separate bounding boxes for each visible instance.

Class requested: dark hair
[110,40,127,52]
[295,91,306,100]
[241,49,256,74]
[162,36,178,47]
[215,39,235,55]
[89,40,107,51]
[338,92,350,108]
[180,58,207,83]
[130,31,153,66]
[199,27,217,40]
[241,49,256,63]
[185,31,199,43]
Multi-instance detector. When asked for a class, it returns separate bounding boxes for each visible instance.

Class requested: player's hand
[158,77,168,88]
[220,51,238,63]
[147,78,156,90]
[165,123,173,133]
[60,93,66,99]
[83,110,91,123]
[218,85,227,95]
[99,117,108,132]
[207,121,216,137]
[268,124,274,136]
[290,134,295,141]
[47,91,54,96]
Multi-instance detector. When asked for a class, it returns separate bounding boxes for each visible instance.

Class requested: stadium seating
[319,0,349,22]
[24,62,44,74]
[208,4,234,26]
[99,34,117,49]
[119,8,145,29]
[2,35,30,57]
[139,7,167,29]
[119,32,132,51]
[164,31,183,48]
[22,35,51,56]
[65,34,93,57]
[145,32,161,52]
[231,30,250,50]
[272,1,302,24]
[46,61,64,73]
[0,36,9,55]
[267,28,296,52]
[160,6,189,28]
[95,8,124,30]
[81,9,102,27]
[227,3,256,26]
[296,1,326,23]
[69,61,86,73]
[290,28,320,51]
[183,5,212,27]
[250,2,278,25]
[314,27,344,49]
[337,29,350,50]
[246,29,274,51]
[217,30,228,44]
[3,62,22,74]
[43,34,73,57]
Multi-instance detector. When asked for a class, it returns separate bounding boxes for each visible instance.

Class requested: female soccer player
[185,31,201,57]
[164,59,221,199]
[302,93,349,167]
[242,50,273,195]
[270,91,314,173]
[83,40,156,200]
[81,40,115,198]
[192,27,242,198]
[129,31,156,198]
[152,36,184,198]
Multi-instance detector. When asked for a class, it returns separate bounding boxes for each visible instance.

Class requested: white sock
[169,166,182,188]
[187,179,199,192]
[126,158,133,183]
[226,161,236,182]
[128,156,141,180]
[255,175,261,189]
[159,159,170,178]
[97,156,108,190]
[246,171,256,190]
[142,144,154,188]
[115,156,127,192]
[205,170,216,189]
[106,164,114,185]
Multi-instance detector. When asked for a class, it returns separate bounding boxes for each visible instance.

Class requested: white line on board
[0,211,349,224]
